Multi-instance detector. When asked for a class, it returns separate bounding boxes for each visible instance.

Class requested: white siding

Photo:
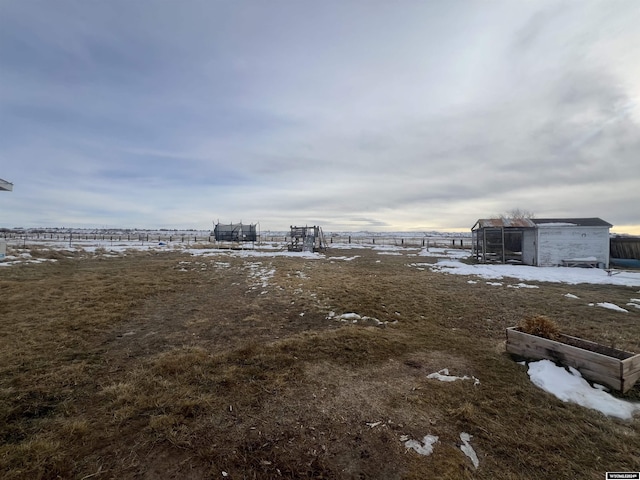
[536,226,610,267]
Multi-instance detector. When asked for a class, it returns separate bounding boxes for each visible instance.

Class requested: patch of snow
[564,293,580,299]
[507,283,539,289]
[486,282,502,286]
[527,359,640,420]
[536,222,577,226]
[371,245,408,252]
[429,260,640,287]
[377,251,403,256]
[332,312,389,326]
[626,302,640,309]
[427,369,480,385]
[596,302,628,313]
[404,435,439,456]
[459,433,479,469]
[418,247,471,260]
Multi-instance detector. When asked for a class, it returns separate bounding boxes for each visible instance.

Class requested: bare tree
[497,208,535,219]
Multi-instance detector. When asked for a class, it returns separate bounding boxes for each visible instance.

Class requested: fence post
[349,236,351,244]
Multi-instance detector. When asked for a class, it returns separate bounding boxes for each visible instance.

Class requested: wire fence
[1,231,472,250]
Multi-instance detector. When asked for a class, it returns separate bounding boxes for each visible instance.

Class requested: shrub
[518,315,560,340]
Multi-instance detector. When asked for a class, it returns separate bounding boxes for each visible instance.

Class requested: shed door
[522,229,536,265]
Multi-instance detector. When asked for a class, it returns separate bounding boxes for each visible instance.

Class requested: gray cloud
[1,1,639,232]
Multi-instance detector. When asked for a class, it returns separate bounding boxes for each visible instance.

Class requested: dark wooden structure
[610,236,640,260]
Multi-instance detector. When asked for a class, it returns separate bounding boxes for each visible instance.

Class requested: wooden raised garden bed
[506,327,640,393]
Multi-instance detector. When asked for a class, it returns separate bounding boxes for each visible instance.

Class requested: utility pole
[0,178,13,192]
[0,177,13,260]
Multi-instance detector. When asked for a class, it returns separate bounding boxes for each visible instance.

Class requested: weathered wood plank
[507,329,620,374]
[506,327,640,393]
[621,356,640,393]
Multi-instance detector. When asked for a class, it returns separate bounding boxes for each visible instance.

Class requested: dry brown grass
[518,315,561,340]
[0,247,639,479]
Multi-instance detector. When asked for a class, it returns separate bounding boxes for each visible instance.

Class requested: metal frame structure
[471,218,534,264]
[287,225,327,252]
[213,221,257,242]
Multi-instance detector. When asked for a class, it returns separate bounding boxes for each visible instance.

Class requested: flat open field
[1,243,639,479]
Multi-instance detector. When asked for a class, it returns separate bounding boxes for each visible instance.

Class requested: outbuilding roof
[472,218,535,229]
[472,217,612,229]
[531,218,613,227]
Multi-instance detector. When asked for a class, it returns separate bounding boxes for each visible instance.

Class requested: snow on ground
[564,293,580,299]
[428,259,640,287]
[326,311,393,326]
[595,302,628,313]
[0,254,58,266]
[418,247,471,260]
[245,262,276,290]
[327,255,360,261]
[403,435,439,456]
[191,248,323,260]
[371,244,416,252]
[427,368,480,385]
[507,283,539,289]
[527,360,640,420]
[459,433,479,469]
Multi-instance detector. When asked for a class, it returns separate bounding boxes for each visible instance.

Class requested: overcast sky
[1,1,639,233]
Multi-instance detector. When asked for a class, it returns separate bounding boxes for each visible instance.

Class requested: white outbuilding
[472,217,612,268]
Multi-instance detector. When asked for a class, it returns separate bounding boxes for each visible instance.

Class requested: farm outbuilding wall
[533,222,610,267]
[472,217,612,268]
